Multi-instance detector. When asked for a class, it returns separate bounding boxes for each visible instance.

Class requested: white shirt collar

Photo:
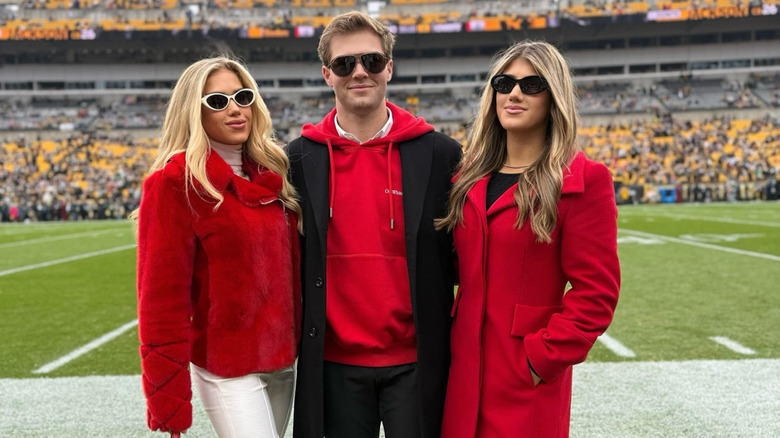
[334,107,393,144]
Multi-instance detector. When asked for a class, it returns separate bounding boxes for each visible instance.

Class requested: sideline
[1,359,778,437]
[0,244,137,277]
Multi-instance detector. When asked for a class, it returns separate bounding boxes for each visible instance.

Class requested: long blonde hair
[134,55,302,230]
[436,40,579,243]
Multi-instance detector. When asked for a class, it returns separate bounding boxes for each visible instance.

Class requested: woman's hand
[528,359,542,386]
[530,369,542,386]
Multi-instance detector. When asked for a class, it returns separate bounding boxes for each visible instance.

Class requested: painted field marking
[32,319,139,374]
[597,333,636,358]
[678,233,764,243]
[620,212,779,228]
[0,228,127,249]
[709,336,757,355]
[619,229,780,262]
[0,224,122,235]
[0,244,137,277]
[617,236,664,245]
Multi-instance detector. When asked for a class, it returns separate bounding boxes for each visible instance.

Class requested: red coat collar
[168,150,282,207]
[561,150,586,194]
[467,151,587,216]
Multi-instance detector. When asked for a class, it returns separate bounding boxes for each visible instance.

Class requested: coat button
[309,327,318,337]
[315,277,324,288]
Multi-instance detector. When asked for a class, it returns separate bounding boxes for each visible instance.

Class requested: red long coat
[442,152,620,438]
[136,151,301,433]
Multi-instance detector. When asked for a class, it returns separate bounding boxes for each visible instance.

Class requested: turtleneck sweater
[209,142,247,179]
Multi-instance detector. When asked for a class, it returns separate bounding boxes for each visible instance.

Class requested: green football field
[1,201,778,437]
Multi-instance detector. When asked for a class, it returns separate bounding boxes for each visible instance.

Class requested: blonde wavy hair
[436,40,579,243]
[133,55,302,231]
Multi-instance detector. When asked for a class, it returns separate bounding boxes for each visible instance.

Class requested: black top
[487,172,520,209]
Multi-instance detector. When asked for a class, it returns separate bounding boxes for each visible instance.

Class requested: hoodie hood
[300,101,434,146]
[299,101,435,229]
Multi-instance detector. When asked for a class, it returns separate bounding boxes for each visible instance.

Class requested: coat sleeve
[136,168,196,433]
[524,161,621,382]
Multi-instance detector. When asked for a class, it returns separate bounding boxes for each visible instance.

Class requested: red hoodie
[300,101,435,367]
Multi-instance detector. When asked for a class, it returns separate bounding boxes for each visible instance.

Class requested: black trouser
[323,361,420,438]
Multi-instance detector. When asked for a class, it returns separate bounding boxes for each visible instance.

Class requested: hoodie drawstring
[327,139,396,230]
[387,142,395,230]
[327,139,335,218]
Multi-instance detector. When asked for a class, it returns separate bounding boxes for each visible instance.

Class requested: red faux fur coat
[136,151,301,434]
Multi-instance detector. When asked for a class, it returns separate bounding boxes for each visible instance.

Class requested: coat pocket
[510,304,563,337]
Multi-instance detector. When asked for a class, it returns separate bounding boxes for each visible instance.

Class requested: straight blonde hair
[436,41,579,242]
[134,55,302,231]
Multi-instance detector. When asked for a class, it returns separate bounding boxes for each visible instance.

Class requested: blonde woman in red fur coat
[134,55,303,438]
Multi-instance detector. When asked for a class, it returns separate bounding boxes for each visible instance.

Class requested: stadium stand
[0,132,154,222]
[1,0,779,221]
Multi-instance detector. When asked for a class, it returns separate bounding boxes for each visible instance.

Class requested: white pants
[191,363,295,438]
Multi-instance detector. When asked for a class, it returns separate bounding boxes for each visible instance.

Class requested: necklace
[502,162,532,169]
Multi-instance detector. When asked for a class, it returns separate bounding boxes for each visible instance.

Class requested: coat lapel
[486,177,518,217]
[486,151,588,216]
[399,138,433,284]
[300,140,331,261]
[466,174,517,218]
[466,175,495,218]
[561,151,586,195]
[400,139,433,242]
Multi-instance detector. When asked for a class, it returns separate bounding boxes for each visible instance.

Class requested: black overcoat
[286,130,462,438]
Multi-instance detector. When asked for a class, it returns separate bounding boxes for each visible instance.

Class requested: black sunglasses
[490,74,549,95]
[201,88,255,111]
[327,52,389,77]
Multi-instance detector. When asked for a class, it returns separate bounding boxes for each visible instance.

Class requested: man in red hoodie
[286,11,462,438]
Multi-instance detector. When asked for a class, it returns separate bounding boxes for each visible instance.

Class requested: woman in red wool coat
[436,41,621,438]
[135,56,302,438]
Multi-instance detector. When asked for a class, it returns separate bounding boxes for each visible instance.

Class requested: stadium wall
[1,40,778,98]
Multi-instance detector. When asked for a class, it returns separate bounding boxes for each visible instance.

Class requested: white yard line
[632,212,779,228]
[0,244,137,277]
[619,229,780,262]
[0,224,109,235]
[32,319,139,374]
[0,229,126,249]
[597,332,636,358]
[708,336,757,355]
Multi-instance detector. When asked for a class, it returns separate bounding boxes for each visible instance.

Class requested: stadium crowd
[2,105,778,222]
[0,132,154,222]
[581,113,779,203]
[2,0,777,37]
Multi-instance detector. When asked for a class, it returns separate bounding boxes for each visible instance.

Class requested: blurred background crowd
[1,0,778,221]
